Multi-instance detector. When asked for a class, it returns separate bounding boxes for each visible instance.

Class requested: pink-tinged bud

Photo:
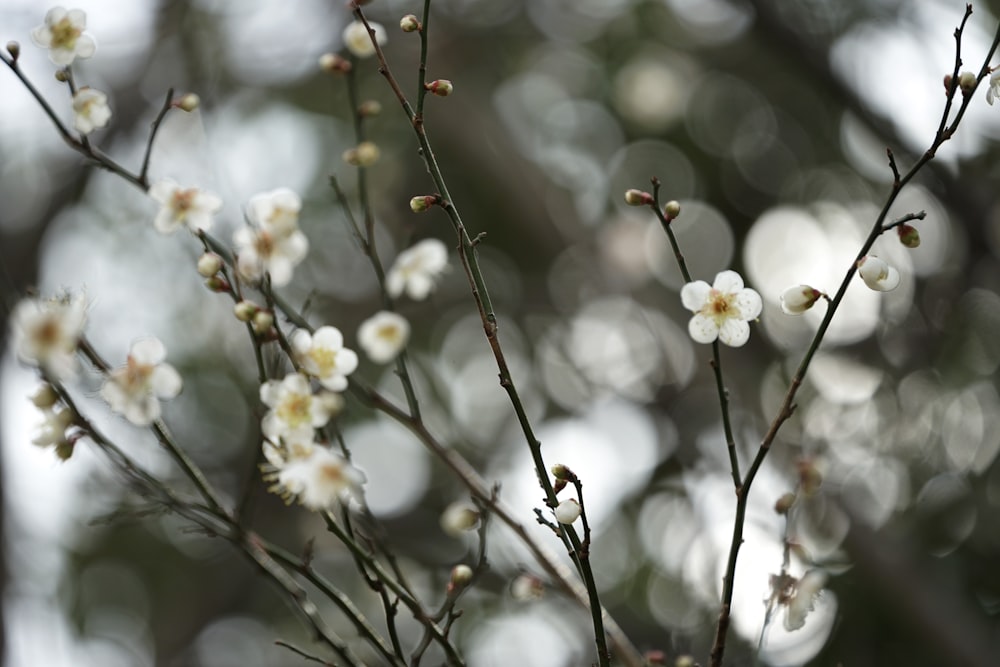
[857,255,900,292]
[774,492,797,514]
[425,79,454,97]
[551,463,574,481]
[252,310,274,334]
[553,478,567,494]
[409,195,437,212]
[400,14,421,32]
[343,141,380,167]
[959,70,977,94]
[448,564,474,593]
[624,189,654,206]
[319,52,352,74]
[31,383,60,410]
[204,276,231,293]
[943,73,953,93]
[234,300,259,322]
[897,223,920,248]
[779,285,823,315]
[358,100,382,117]
[663,200,681,218]
[797,459,822,496]
[177,93,200,112]
[6,41,20,61]
[554,498,581,524]
[197,252,223,277]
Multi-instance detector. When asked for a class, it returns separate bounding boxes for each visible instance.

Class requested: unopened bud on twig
[319,52,352,74]
[425,79,453,97]
[197,252,223,277]
[55,69,69,82]
[959,70,977,94]
[774,492,797,514]
[779,285,823,315]
[554,499,581,524]
[663,200,681,219]
[449,564,474,592]
[440,501,480,536]
[797,459,822,496]
[410,195,438,213]
[897,223,920,248]
[234,300,259,322]
[400,14,421,32]
[204,276,231,293]
[358,100,381,117]
[624,189,654,206]
[31,383,60,410]
[252,310,274,335]
[343,141,380,167]
[177,93,200,112]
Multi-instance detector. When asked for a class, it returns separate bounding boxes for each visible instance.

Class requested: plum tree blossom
[30,7,96,66]
[386,238,449,300]
[783,570,827,631]
[275,445,366,511]
[554,498,582,524]
[234,188,309,286]
[680,270,762,347]
[291,327,358,391]
[100,338,183,426]
[71,87,110,134]
[857,255,900,292]
[149,179,222,234]
[260,372,341,443]
[357,311,410,364]
[988,70,1000,105]
[343,20,386,59]
[11,293,87,381]
[779,285,823,315]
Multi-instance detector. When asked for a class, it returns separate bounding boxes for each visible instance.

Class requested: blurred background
[3,0,1000,665]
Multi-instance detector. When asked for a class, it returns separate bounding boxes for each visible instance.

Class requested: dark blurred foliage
[4,1,1000,666]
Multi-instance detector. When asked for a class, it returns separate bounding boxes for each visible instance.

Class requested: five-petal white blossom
[234,188,309,286]
[857,255,900,292]
[680,270,762,347]
[100,337,183,426]
[386,238,449,300]
[291,326,359,391]
[30,6,96,66]
[987,71,1000,105]
[357,311,410,364]
[11,293,87,381]
[71,87,111,134]
[149,179,222,234]
[342,20,386,59]
[275,445,366,511]
[260,372,340,443]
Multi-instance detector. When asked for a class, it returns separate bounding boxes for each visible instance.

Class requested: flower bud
[425,79,453,97]
[554,498,581,524]
[31,383,60,410]
[400,14,421,32]
[316,391,345,417]
[55,438,76,461]
[449,564,474,591]
[551,463,574,481]
[897,223,920,248]
[178,93,200,112]
[857,255,900,292]
[409,195,437,212]
[358,100,382,117]
[204,276,231,293]
[197,252,223,277]
[319,52,352,74]
[343,141,380,167]
[252,310,274,334]
[663,200,681,218]
[234,300,259,322]
[774,492,797,514]
[55,69,69,82]
[943,73,953,93]
[797,459,822,496]
[959,70,977,93]
[511,573,545,600]
[779,285,822,315]
[553,478,567,494]
[624,189,654,206]
[675,655,695,667]
[6,41,20,61]
[440,501,480,536]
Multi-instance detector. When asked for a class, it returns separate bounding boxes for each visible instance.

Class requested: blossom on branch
[857,255,900,292]
[386,238,449,300]
[987,70,1000,105]
[342,20,386,59]
[260,372,341,443]
[30,7,96,66]
[149,179,222,234]
[358,311,410,364]
[680,270,762,347]
[275,445,366,511]
[71,87,111,134]
[100,338,182,426]
[783,570,828,631]
[779,285,823,315]
[11,293,87,381]
[234,188,309,286]
[291,326,358,391]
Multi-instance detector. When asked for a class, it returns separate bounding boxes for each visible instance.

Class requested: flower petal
[734,288,762,320]
[713,270,744,293]
[680,281,711,312]
[718,318,750,347]
[688,313,719,344]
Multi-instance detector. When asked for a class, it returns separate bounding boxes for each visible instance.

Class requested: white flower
[386,238,449,300]
[32,405,74,449]
[779,285,822,315]
[343,20,386,59]
[263,435,317,470]
[30,7,96,66]
[71,87,111,134]
[148,179,222,234]
[100,338,182,426]
[276,445,366,511]
[680,270,762,347]
[260,372,340,443]
[440,500,480,537]
[857,255,900,292]
[987,71,1000,105]
[11,293,87,381]
[291,327,358,391]
[357,311,410,364]
[554,498,581,524]
[784,570,827,631]
[234,188,308,286]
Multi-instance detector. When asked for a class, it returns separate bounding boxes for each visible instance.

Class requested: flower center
[309,347,338,376]
[253,230,276,258]
[51,18,81,50]
[172,188,197,216]
[35,316,62,348]
[123,356,155,391]
[277,393,312,428]
[702,289,737,324]
[267,207,298,235]
[376,324,398,341]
